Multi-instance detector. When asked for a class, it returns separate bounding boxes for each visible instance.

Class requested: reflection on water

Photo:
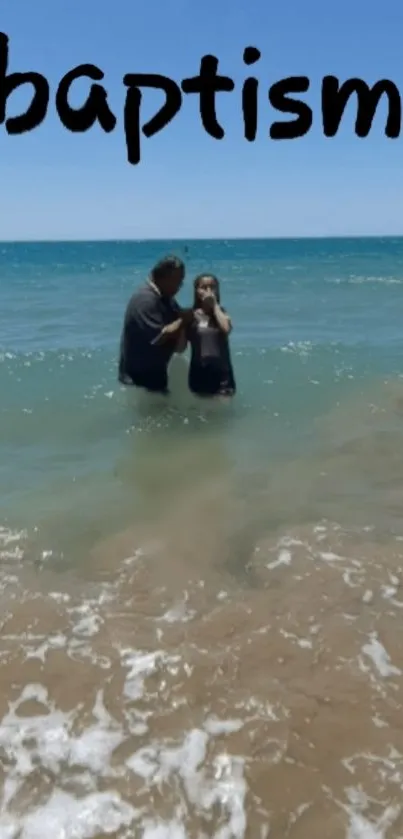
[3,377,403,836]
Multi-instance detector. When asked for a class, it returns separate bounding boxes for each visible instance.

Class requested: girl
[185,274,236,397]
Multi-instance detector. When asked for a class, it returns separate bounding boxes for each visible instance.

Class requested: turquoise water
[4,238,403,838]
[2,237,403,561]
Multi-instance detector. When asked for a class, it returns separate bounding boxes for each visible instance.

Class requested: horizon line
[1,233,403,245]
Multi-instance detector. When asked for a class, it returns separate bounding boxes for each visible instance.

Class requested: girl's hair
[193,274,221,308]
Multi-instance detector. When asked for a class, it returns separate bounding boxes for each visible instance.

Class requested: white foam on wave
[342,746,403,784]
[280,628,313,650]
[330,777,401,839]
[280,341,312,358]
[72,613,103,638]
[319,551,345,563]
[343,567,365,589]
[328,274,403,286]
[140,818,187,839]
[360,634,402,679]
[346,807,400,839]
[267,549,293,571]
[0,680,141,838]
[0,527,27,561]
[0,684,73,780]
[0,790,139,839]
[127,727,248,839]
[25,633,67,662]
[0,685,125,793]
[380,577,403,609]
[372,715,388,729]
[344,790,400,839]
[70,690,125,776]
[1,588,116,669]
[121,649,181,702]
[204,717,244,736]
[158,592,196,624]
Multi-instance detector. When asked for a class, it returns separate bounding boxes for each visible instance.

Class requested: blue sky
[1,0,403,240]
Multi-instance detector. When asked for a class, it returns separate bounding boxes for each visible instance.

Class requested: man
[118,255,191,394]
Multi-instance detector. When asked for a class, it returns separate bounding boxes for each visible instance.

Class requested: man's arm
[152,308,193,347]
[138,301,167,343]
[151,317,183,346]
[118,325,134,384]
[174,326,188,354]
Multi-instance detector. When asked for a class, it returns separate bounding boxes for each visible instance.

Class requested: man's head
[150,255,185,298]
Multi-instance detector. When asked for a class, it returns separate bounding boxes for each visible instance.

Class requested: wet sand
[2,504,403,838]
[3,381,403,837]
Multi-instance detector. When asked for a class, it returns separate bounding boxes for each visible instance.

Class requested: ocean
[2,237,403,838]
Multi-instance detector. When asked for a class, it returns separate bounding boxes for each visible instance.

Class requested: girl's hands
[200,290,216,312]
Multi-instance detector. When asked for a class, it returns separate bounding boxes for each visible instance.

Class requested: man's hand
[178,307,194,326]
[160,319,182,341]
[152,309,194,346]
[152,317,183,345]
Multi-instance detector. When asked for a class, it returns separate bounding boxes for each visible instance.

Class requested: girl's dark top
[187,309,236,396]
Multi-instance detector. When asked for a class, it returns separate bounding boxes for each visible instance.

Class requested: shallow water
[2,238,403,837]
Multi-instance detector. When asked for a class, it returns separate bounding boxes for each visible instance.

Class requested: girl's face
[196,276,218,304]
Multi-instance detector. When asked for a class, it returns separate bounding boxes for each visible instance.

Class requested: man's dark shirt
[118,282,180,390]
